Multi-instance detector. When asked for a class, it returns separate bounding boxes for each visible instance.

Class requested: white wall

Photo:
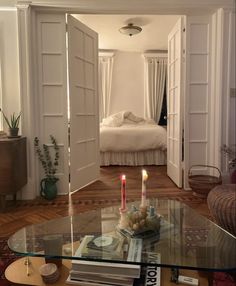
[110,51,144,117]
[0,10,20,131]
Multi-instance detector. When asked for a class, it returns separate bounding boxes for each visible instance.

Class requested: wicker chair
[207,184,236,236]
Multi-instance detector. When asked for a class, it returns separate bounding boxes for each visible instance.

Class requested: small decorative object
[0,108,21,137]
[43,234,63,267]
[118,204,161,238]
[221,144,236,183]
[34,135,59,200]
[24,257,31,276]
[86,235,122,255]
[119,210,129,229]
[39,263,60,284]
[117,172,161,239]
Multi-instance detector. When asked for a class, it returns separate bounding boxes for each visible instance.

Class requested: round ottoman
[207,184,236,236]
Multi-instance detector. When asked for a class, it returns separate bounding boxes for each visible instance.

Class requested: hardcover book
[82,234,125,259]
[87,235,120,252]
[71,235,142,278]
[68,272,134,286]
[66,276,116,286]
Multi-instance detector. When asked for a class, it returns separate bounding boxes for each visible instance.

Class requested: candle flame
[121,174,126,181]
[142,169,148,181]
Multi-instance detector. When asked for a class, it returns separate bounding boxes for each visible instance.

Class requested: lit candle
[141,169,148,207]
[120,174,126,211]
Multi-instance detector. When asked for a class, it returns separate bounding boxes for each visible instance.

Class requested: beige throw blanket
[101,111,156,127]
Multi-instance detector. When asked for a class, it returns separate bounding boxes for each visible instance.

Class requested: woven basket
[188,165,222,197]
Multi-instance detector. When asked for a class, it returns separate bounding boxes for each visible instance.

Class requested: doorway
[74,14,184,188]
[20,8,214,198]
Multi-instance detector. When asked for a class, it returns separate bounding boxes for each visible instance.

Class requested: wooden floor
[0,166,210,238]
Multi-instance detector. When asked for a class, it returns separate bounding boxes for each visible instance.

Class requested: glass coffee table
[6,199,236,285]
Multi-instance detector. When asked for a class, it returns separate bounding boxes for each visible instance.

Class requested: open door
[167,17,184,188]
[67,15,100,192]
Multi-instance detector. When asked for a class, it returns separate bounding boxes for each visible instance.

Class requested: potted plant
[34,135,60,200]
[0,108,21,137]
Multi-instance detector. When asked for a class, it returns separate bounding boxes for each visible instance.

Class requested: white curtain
[144,57,167,123]
[98,55,114,122]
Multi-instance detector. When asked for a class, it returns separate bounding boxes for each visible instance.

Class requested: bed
[100,111,167,166]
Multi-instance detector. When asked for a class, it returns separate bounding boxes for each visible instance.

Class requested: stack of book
[66,235,142,286]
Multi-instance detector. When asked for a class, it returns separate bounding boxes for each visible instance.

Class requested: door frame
[16,3,232,198]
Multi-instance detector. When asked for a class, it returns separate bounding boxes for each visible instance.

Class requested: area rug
[12,190,214,222]
[0,237,18,286]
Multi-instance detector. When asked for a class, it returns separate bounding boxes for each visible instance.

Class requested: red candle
[120,174,126,210]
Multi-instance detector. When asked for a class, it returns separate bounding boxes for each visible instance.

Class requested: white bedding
[100,150,167,166]
[101,110,155,127]
[100,123,167,152]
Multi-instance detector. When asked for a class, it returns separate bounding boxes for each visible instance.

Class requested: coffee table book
[66,273,134,286]
[66,278,103,286]
[70,259,140,278]
[78,234,125,259]
[66,235,142,285]
[71,235,141,277]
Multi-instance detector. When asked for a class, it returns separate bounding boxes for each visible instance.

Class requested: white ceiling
[74,15,180,52]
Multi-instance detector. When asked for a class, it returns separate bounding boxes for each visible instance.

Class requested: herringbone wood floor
[0,166,210,238]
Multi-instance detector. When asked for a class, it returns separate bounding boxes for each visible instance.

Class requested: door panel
[167,17,183,188]
[67,15,99,192]
[36,13,69,194]
[184,16,210,189]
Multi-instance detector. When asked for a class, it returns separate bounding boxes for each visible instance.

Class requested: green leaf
[0,109,21,128]
[34,135,60,179]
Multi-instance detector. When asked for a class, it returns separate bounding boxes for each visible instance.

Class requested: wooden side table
[5,257,71,286]
[0,137,27,211]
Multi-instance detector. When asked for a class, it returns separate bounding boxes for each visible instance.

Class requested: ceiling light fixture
[119,23,142,37]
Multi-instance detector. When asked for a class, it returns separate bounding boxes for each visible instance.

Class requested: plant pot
[8,128,19,137]
[40,178,58,200]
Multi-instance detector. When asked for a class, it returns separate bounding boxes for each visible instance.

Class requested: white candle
[141,169,148,207]
[120,174,126,211]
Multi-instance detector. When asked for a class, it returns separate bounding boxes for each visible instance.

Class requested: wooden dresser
[0,136,27,211]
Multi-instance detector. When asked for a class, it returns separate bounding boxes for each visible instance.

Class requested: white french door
[67,15,100,192]
[167,17,184,188]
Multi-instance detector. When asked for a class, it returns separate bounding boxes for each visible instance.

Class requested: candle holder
[118,208,129,229]
[117,204,162,239]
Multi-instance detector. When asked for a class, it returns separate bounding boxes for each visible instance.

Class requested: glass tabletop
[8,199,236,271]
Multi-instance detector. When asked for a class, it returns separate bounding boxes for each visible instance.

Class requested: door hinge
[183,27,186,32]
